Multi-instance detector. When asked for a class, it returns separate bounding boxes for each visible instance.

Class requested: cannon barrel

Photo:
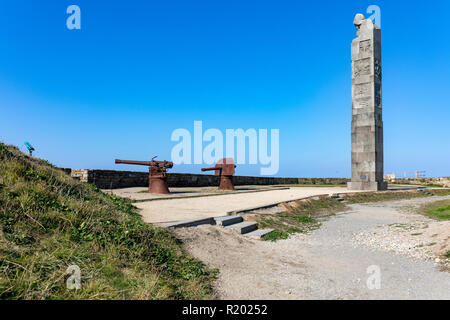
[115,159,174,168]
[115,159,152,166]
[201,164,236,172]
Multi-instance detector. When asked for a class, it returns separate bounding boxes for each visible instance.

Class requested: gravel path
[175,196,450,299]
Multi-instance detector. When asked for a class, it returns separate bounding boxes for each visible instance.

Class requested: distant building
[384,173,396,182]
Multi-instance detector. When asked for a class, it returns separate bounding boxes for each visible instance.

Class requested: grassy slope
[0,143,215,299]
[419,200,450,221]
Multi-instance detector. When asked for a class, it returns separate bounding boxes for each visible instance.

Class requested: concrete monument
[348,14,387,191]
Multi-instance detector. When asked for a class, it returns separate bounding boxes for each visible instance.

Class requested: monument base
[347,181,388,191]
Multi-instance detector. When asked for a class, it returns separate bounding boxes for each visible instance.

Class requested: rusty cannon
[201,158,236,191]
[115,157,173,194]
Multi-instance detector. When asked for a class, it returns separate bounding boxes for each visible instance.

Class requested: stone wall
[71,169,148,189]
[68,169,349,189]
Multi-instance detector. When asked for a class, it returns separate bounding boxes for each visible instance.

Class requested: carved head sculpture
[353,13,375,37]
[353,13,365,31]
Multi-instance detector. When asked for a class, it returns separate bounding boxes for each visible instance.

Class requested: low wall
[68,169,349,189]
[71,169,149,189]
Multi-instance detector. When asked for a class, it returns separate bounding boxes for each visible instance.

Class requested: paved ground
[133,186,363,224]
[103,185,283,201]
[175,196,450,299]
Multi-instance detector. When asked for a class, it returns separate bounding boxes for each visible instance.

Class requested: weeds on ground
[418,199,450,221]
[342,190,433,204]
[424,184,447,188]
[429,189,450,196]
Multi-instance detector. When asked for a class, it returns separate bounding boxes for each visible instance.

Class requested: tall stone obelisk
[348,14,387,191]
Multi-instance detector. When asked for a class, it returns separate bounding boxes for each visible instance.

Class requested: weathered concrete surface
[214,216,243,227]
[160,217,215,229]
[103,185,287,201]
[245,228,275,239]
[226,221,258,234]
[135,187,362,224]
[348,14,387,191]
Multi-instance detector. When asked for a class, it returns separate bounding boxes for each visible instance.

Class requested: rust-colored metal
[201,158,236,191]
[115,157,173,194]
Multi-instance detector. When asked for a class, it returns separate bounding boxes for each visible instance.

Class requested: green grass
[261,230,290,241]
[260,196,347,241]
[428,189,450,196]
[419,199,450,221]
[424,184,446,188]
[0,143,215,299]
[391,181,445,187]
[342,190,433,204]
[445,251,450,259]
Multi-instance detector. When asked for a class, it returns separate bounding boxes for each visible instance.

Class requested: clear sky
[1,0,449,177]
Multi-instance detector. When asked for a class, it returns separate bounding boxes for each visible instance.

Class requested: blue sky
[1,0,449,177]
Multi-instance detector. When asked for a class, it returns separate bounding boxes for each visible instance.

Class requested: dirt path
[175,196,450,299]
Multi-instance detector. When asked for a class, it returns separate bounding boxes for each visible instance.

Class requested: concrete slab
[226,222,258,234]
[245,229,275,239]
[159,217,216,228]
[135,186,365,224]
[227,194,329,215]
[102,185,288,201]
[214,216,243,227]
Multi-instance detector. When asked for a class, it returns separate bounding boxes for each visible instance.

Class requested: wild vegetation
[419,199,450,221]
[343,190,437,204]
[0,143,215,299]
